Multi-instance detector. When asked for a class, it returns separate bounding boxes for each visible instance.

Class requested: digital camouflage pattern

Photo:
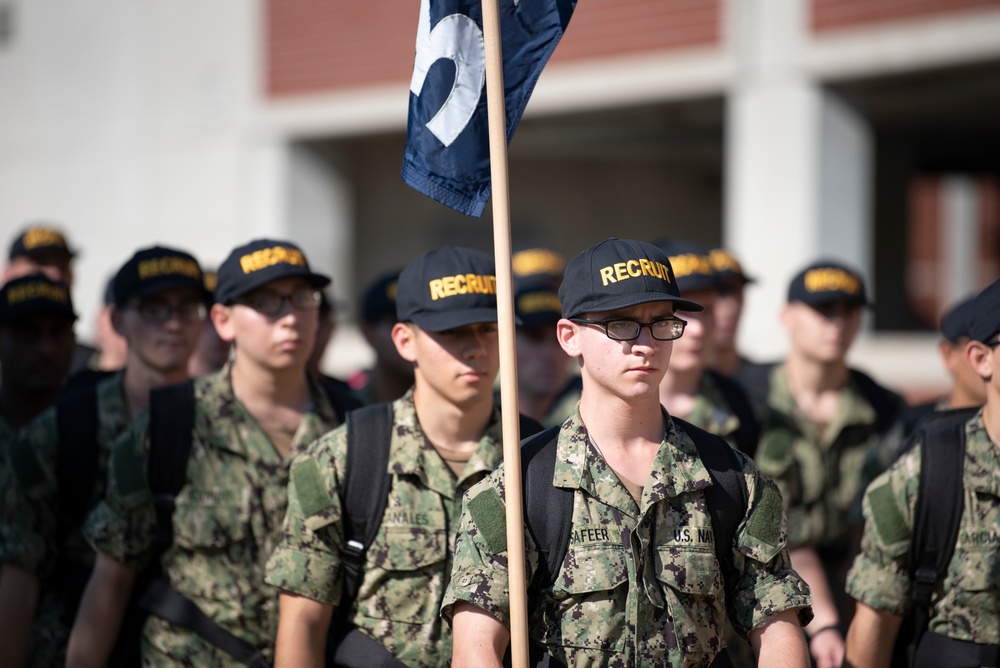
[754,362,902,551]
[84,363,340,666]
[0,372,127,668]
[265,390,505,667]
[443,407,812,668]
[847,409,1000,645]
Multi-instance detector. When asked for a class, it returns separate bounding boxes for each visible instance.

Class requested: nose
[629,326,660,355]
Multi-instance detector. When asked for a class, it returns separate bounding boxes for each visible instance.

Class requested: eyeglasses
[570,317,686,341]
[127,300,207,325]
[235,288,321,318]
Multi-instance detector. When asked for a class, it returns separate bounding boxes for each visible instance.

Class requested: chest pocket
[358,525,448,624]
[951,490,1000,633]
[541,543,628,652]
[169,489,252,602]
[656,546,724,653]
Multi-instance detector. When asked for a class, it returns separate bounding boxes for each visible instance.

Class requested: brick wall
[813,0,1000,32]
[267,0,721,98]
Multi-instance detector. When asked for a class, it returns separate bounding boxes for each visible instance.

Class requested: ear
[211,304,237,343]
[557,318,583,358]
[110,306,126,337]
[391,322,418,363]
[966,340,993,381]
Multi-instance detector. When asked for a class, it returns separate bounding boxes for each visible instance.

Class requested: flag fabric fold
[402,0,576,217]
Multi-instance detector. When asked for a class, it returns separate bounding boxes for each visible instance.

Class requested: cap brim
[568,292,704,318]
[410,307,510,332]
[221,270,331,303]
[119,278,213,304]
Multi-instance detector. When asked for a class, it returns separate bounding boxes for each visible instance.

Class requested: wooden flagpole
[481,1,529,666]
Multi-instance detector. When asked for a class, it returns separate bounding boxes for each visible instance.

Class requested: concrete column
[724,0,873,359]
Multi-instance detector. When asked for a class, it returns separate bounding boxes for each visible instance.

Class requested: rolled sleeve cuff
[264,546,342,606]
[733,573,814,639]
[441,567,510,628]
[845,553,911,616]
[82,501,151,571]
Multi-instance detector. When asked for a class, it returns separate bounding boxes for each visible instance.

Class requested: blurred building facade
[1,0,999,393]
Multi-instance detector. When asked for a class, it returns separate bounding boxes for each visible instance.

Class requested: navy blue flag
[402,0,576,217]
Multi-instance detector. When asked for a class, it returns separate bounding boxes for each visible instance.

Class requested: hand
[809,625,845,668]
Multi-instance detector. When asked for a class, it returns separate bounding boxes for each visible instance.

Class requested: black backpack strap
[705,369,762,459]
[673,417,749,596]
[907,417,966,665]
[55,384,101,544]
[316,374,363,424]
[849,368,902,436]
[147,381,197,550]
[519,426,568,589]
[338,403,394,616]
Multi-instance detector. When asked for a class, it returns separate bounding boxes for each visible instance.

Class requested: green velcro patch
[292,458,334,518]
[746,483,783,547]
[869,483,908,545]
[467,487,508,554]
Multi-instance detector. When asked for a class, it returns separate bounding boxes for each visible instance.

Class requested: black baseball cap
[709,247,755,285]
[511,246,565,283]
[515,278,562,328]
[939,296,975,343]
[112,246,210,306]
[559,238,703,319]
[787,260,870,307]
[9,224,76,260]
[215,239,330,305]
[0,274,77,325]
[653,239,718,293]
[969,277,1000,344]
[396,246,500,331]
[361,271,401,325]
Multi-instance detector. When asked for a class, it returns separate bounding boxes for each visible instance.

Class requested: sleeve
[0,410,60,575]
[264,426,347,606]
[727,457,814,639]
[82,414,157,571]
[441,472,540,628]
[753,416,817,550]
[845,448,918,616]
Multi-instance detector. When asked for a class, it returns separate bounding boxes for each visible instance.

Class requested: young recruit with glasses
[66,239,344,667]
[445,238,812,667]
[0,245,210,668]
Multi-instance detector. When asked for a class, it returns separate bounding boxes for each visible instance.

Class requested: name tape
[239,246,306,275]
[6,281,70,306]
[429,273,497,301]
[804,268,860,295]
[598,259,673,287]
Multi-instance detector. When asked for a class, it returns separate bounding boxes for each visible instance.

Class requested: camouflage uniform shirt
[265,390,505,667]
[846,409,1000,644]
[83,364,340,666]
[687,372,748,452]
[442,407,812,668]
[0,372,128,668]
[754,363,902,550]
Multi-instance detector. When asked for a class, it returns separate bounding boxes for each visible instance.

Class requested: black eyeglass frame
[233,288,322,318]
[569,317,687,341]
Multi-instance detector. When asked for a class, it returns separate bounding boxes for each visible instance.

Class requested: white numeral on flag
[409,0,486,147]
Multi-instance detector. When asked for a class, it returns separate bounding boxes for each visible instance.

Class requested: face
[113,287,206,375]
[714,279,745,345]
[4,253,74,287]
[516,322,570,399]
[393,321,499,407]
[558,300,675,402]
[781,300,862,364]
[212,277,319,373]
[967,338,1000,401]
[0,313,75,393]
[668,288,716,374]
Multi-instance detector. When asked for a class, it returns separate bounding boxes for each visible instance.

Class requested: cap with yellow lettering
[396,246,501,331]
[709,247,755,286]
[361,271,401,325]
[512,246,566,285]
[559,238,703,319]
[787,259,870,307]
[215,238,330,305]
[515,277,562,328]
[112,245,209,305]
[654,239,717,293]
[8,224,76,260]
[0,274,76,325]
